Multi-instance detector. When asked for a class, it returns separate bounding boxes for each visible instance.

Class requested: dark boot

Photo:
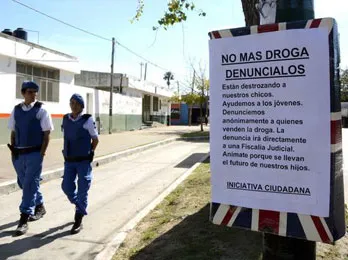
[28,204,46,222]
[71,212,84,234]
[15,213,29,236]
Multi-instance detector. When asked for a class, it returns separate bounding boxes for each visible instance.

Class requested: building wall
[0,33,79,73]
[93,87,142,133]
[75,70,128,89]
[180,103,189,125]
[0,55,16,112]
[0,34,172,143]
[48,71,95,139]
[149,96,170,124]
[0,55,16,143]
[48,79,144,137]
[0,31,80,143]
[0,57,144,143]
[128,78,172,98]
[0,57,93,142]
[170,103,189,125]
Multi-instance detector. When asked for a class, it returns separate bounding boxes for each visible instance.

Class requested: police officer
[8,81,53,236]
[61,94,99,234]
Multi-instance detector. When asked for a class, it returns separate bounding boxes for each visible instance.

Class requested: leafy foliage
[133,0,206,30]
[156,0,206,30]
[170,93,181,103]
[170,92,200,104]
[340,69,348,102]
[131,0,145,23]
[342,69,348,89]
[182,92,200,105]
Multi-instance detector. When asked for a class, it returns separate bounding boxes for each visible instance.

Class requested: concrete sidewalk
[0,125,209,194]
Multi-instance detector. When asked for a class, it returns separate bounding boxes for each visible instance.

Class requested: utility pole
[140,62,144,80]
[108,37,115,134]
[177,81,180,96]
[259,1,316,259]
[144,63,147,81]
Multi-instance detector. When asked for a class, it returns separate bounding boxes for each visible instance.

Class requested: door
[142,95,151,122]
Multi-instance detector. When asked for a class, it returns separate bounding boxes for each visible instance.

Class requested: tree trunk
[241,0,260,26]
[258,0,317,259]
[200,101,204,131]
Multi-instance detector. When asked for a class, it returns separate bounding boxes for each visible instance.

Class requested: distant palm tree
[163,71,174,87]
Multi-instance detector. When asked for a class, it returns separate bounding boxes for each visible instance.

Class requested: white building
[0,30,172,144]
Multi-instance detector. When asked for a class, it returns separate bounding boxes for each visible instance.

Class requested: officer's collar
[69,112,84,120]
[22,100,37,108]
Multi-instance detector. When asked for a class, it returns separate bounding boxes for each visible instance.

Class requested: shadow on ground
[175,153,208,168]
[0,222,73,260]
[129,204,263,260]
[0,220,19,240]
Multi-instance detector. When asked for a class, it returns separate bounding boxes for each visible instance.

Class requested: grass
[113,158,263,260]
[113,159,348,260]
[181,131,210,138]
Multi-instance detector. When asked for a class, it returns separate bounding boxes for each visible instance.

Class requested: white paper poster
[209,28,330,217]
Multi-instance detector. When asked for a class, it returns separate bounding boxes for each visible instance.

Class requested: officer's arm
[10,131,15,146]
[85,117,99,152]
[40,131,50,157]
[38,106,54,157]
[91,137,99,152]
[8,108,15,146]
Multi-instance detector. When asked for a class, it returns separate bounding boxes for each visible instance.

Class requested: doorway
[142,95,151,122]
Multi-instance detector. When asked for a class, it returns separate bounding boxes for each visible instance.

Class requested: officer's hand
[89,150,95,163]
[8,144,18,160]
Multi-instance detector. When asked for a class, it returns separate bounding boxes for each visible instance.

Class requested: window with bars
[16,61,60,102]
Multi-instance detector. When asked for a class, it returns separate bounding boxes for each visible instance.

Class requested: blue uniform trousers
[12,152,44,215]
[61,161,92,215]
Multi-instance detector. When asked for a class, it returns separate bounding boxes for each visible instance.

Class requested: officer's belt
[16,146,41,154]
[64,155,90,162]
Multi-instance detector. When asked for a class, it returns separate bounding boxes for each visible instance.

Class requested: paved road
[0,125,209,184]
[0,140,209,260]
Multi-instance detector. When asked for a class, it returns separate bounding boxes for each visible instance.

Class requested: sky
[1,0,347,93]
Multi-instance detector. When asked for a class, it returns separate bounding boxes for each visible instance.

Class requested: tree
[169,93,181,103]
[134,0,260,29]
[241,0,260,26]
[163,71,174,87]
[194,70,210,131]
[169,65,209,128]
[170,91,200,126]
[179,92,201,126]
[341,69,348,102]
[176,62,210,128]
